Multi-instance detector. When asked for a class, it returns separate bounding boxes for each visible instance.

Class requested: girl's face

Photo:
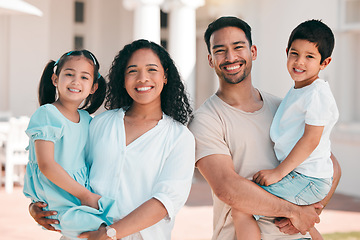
[52,56,98,106]
[124,48,167,108]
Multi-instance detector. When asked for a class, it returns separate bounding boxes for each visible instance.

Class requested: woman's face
[124,48,167,107]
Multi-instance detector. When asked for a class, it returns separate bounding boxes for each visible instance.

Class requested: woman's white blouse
[86,109,195,239]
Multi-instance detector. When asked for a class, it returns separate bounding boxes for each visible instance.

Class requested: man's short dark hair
[204,16,252,54]
[287,19,335,63]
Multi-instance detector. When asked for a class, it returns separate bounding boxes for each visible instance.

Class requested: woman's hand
[80,192,101,209]
[78,225,108,240]
[29,202,61,232]
[274,217,300,235]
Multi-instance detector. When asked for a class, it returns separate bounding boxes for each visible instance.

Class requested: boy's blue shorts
[254,171,332,220]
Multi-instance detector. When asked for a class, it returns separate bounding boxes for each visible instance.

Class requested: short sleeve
[188,111,230,162]
[26,105,64,143]
[151,128,195,220]
[304,85,336,126]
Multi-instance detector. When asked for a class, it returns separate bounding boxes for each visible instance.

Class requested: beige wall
[195,0,360,197]
[1,0,359,197]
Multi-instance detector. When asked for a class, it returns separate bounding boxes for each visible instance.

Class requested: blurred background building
[0,0,359,197]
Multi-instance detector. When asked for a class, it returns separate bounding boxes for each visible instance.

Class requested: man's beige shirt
[189,91,311,240]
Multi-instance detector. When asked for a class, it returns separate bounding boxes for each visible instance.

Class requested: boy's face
[287,39,331,88]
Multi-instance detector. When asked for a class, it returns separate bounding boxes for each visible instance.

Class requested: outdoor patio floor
[1,170,360,240]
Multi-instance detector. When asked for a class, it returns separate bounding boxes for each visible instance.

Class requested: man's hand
[29,202,60,232]
[288,202,323,235]
[253,169,283,186]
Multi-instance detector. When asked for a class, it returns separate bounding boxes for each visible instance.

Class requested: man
[188,16,341,240]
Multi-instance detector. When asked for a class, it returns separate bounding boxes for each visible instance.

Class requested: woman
[29,39,195,240]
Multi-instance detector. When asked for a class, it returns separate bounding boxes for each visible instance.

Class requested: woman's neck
[125,103,163,121]
[123,103,163,146]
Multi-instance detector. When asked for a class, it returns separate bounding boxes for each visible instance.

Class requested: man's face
[208,26,257,85]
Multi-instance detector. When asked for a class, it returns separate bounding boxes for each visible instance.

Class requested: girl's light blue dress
[23,104,118,240]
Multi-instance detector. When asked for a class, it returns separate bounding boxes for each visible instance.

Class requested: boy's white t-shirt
[270,79,339,178]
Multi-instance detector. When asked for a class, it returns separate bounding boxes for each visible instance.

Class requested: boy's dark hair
[38,50,106,114]
[204,16,252,54]
[105,39,192,125]
[287,19,335,63]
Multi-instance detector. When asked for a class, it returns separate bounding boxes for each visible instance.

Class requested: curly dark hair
[105,39,192,125]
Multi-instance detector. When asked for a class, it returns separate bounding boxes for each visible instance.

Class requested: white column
[162,0,204,105]
[0,16,10,112]
[123,0,164,44]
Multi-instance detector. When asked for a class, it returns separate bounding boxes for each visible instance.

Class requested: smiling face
[124,48,166,108]
[208,26,257,85]
[287,39,331,88]
[52,56,97,105]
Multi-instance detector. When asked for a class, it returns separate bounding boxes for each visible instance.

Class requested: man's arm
[197,154,322,234]
[319,153,341,209]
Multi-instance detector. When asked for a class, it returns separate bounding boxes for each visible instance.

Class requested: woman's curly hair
[105,39,192,125]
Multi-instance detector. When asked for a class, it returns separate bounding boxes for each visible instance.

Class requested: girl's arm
[79,198,167,239]
[35,140,101,208]
[254,124,324,186]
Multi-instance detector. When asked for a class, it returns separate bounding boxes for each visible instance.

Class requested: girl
[23,50,117,239]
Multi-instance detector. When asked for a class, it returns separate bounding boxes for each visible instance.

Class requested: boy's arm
[35,140,100,208]
[276,153,341,234]
[196,154,322,235]
[254,124,324,186]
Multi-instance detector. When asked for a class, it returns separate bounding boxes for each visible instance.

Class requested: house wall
[195,0,360,197]
[2,0,359,197]
[5,0,133,117]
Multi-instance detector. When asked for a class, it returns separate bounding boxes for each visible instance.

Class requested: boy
[232,19,339,240]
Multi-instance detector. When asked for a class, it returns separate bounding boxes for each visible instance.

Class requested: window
[160,10,169,49]
[340,0,360,30]
[161,40,168,49]
[74,36,84,50]
[75,1,85,23]
[160,10,168,28]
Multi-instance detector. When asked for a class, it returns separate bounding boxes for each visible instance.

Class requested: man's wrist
[284,202,298,220]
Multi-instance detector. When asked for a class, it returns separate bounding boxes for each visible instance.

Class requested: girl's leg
[231,208,261,240]
[309,227,323,240]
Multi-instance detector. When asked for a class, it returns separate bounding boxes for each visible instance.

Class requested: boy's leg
[231,208,261,240]
[309,227,323,240]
